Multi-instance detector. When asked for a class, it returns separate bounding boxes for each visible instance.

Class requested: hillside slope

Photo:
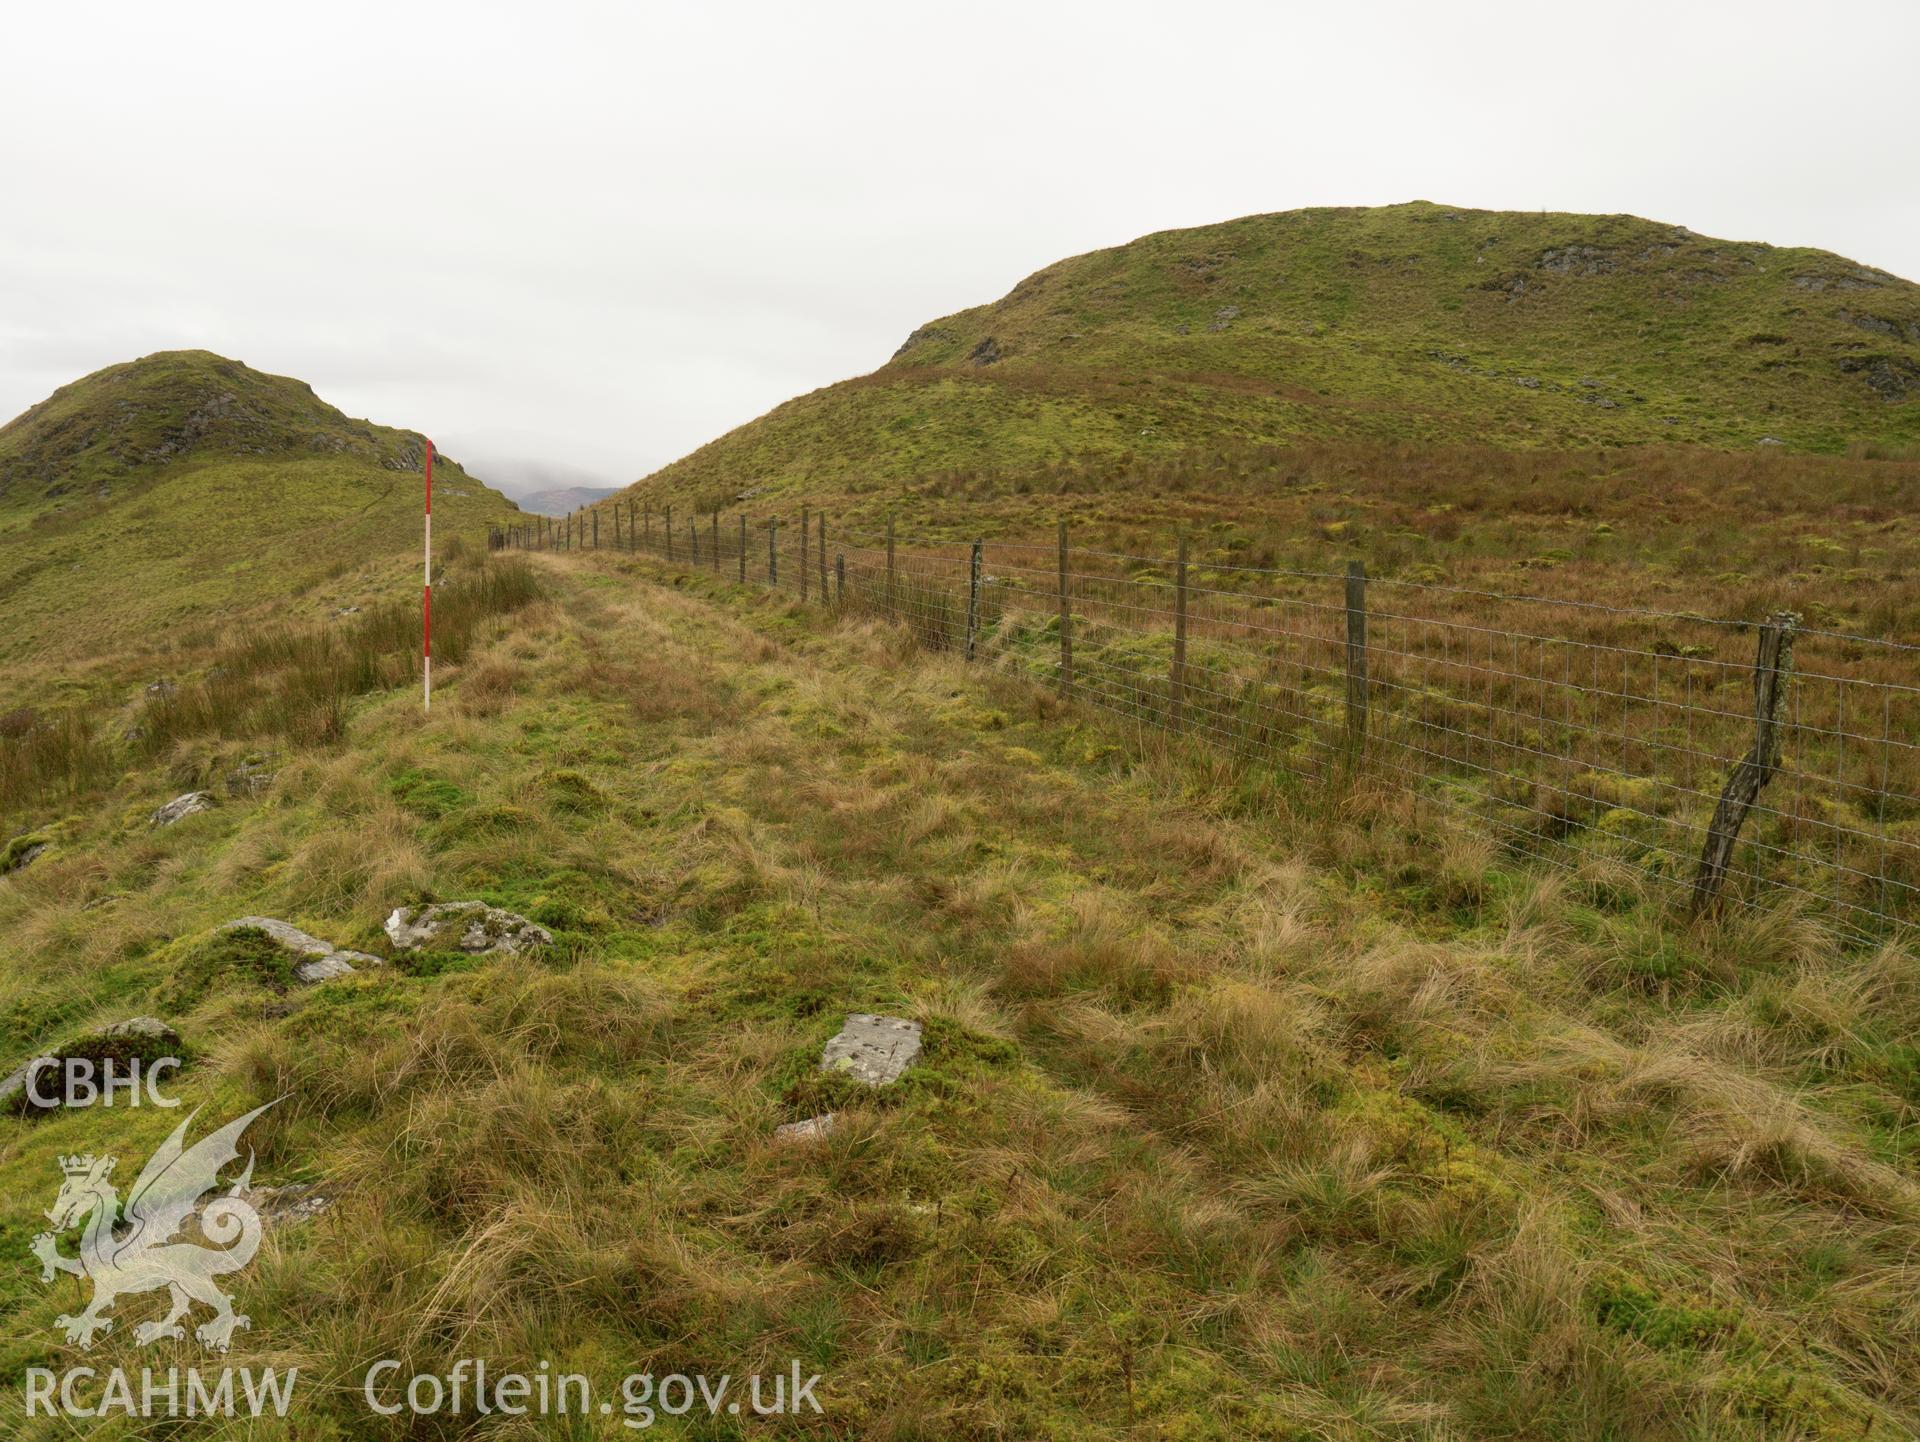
[0,351,519,679]
[3,551,1918,1437]
[631,202,1920,509]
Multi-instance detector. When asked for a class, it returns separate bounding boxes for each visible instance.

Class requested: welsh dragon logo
[30,1101,276,1350]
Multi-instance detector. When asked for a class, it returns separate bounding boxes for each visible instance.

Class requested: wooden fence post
[1345,559,1369,747]
[836,553,845,607]
[628,500,636,549]
[665,505,674,561]
[768,519,777,585]
[592,511,598,549]
[644,502,652,546]
[1691,611,1800,915]
[966,540,982,661]
[886,514,897,618]
[1170,531,1189,731]
[690,518,699,566]
[614,504,622,549]
[739,514,747,582]
[800,505,810,600]
[1057,518,1072,699]
[817,512,828,598]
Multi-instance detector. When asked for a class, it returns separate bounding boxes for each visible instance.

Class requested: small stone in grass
[820,1014,922,1087]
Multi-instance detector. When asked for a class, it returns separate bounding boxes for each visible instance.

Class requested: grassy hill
[2,230,1918,1437]
[629,202,1920,515]
[0,351,520,689]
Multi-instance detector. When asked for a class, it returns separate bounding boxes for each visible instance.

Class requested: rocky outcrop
[218,917,379,983]
[383,902,552,956]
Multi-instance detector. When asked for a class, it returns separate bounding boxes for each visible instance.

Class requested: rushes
[0,559,539,822]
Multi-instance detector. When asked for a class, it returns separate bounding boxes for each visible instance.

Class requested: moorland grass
[2,552,1916,1437]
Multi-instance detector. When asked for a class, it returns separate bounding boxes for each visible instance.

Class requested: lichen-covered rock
[224,757,277,798]
[218,917,377,983]
[151,791,216,827]
[774,1113,837,1143]
[256,1182,336,1225]
[99,1016,176,1042]
[820,1014,923,1086]
[184,1180,334,1237]
[384,902,552,956]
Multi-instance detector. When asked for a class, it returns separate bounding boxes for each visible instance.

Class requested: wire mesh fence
[496,504,1920,945]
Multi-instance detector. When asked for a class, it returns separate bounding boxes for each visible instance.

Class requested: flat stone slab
[219,917,375,984]
[151,792,216,827]
[820,1014,923,1087]
[774,1113,837,1143]
[99,1016,176,1041]
[384,902,552,956]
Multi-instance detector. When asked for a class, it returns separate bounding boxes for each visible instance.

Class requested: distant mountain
[515,484,620,517]
[0,350,517,665]
[626,201,1920,510]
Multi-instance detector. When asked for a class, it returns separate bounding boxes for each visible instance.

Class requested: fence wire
[498,507,1920,945]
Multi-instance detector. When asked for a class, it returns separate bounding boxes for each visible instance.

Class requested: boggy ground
[2,549,1918,1438]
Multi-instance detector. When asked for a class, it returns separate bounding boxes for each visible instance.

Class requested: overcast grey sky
[4,0,1916,495]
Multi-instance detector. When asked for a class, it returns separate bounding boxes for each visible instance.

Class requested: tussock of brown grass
[1000,890,1195,1006]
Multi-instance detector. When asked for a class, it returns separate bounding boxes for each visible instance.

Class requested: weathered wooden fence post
[1170,531,1189,731]
[835,553,845,608]
[690,517,699,566]
[817,513,828,598]
[800,505,810,601]
[768,519,777,585]
[886,514,897,618]
[613,504,622,549]
[1691,611,1800,915]
[1345,559,1369,748]
[739,514,747,582]
[966,540,982,661]
[1057,518,1073,699]
[644,502,652,547]
[628,500,636,549]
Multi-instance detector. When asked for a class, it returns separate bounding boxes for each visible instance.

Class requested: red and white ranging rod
[423,438,434,713]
